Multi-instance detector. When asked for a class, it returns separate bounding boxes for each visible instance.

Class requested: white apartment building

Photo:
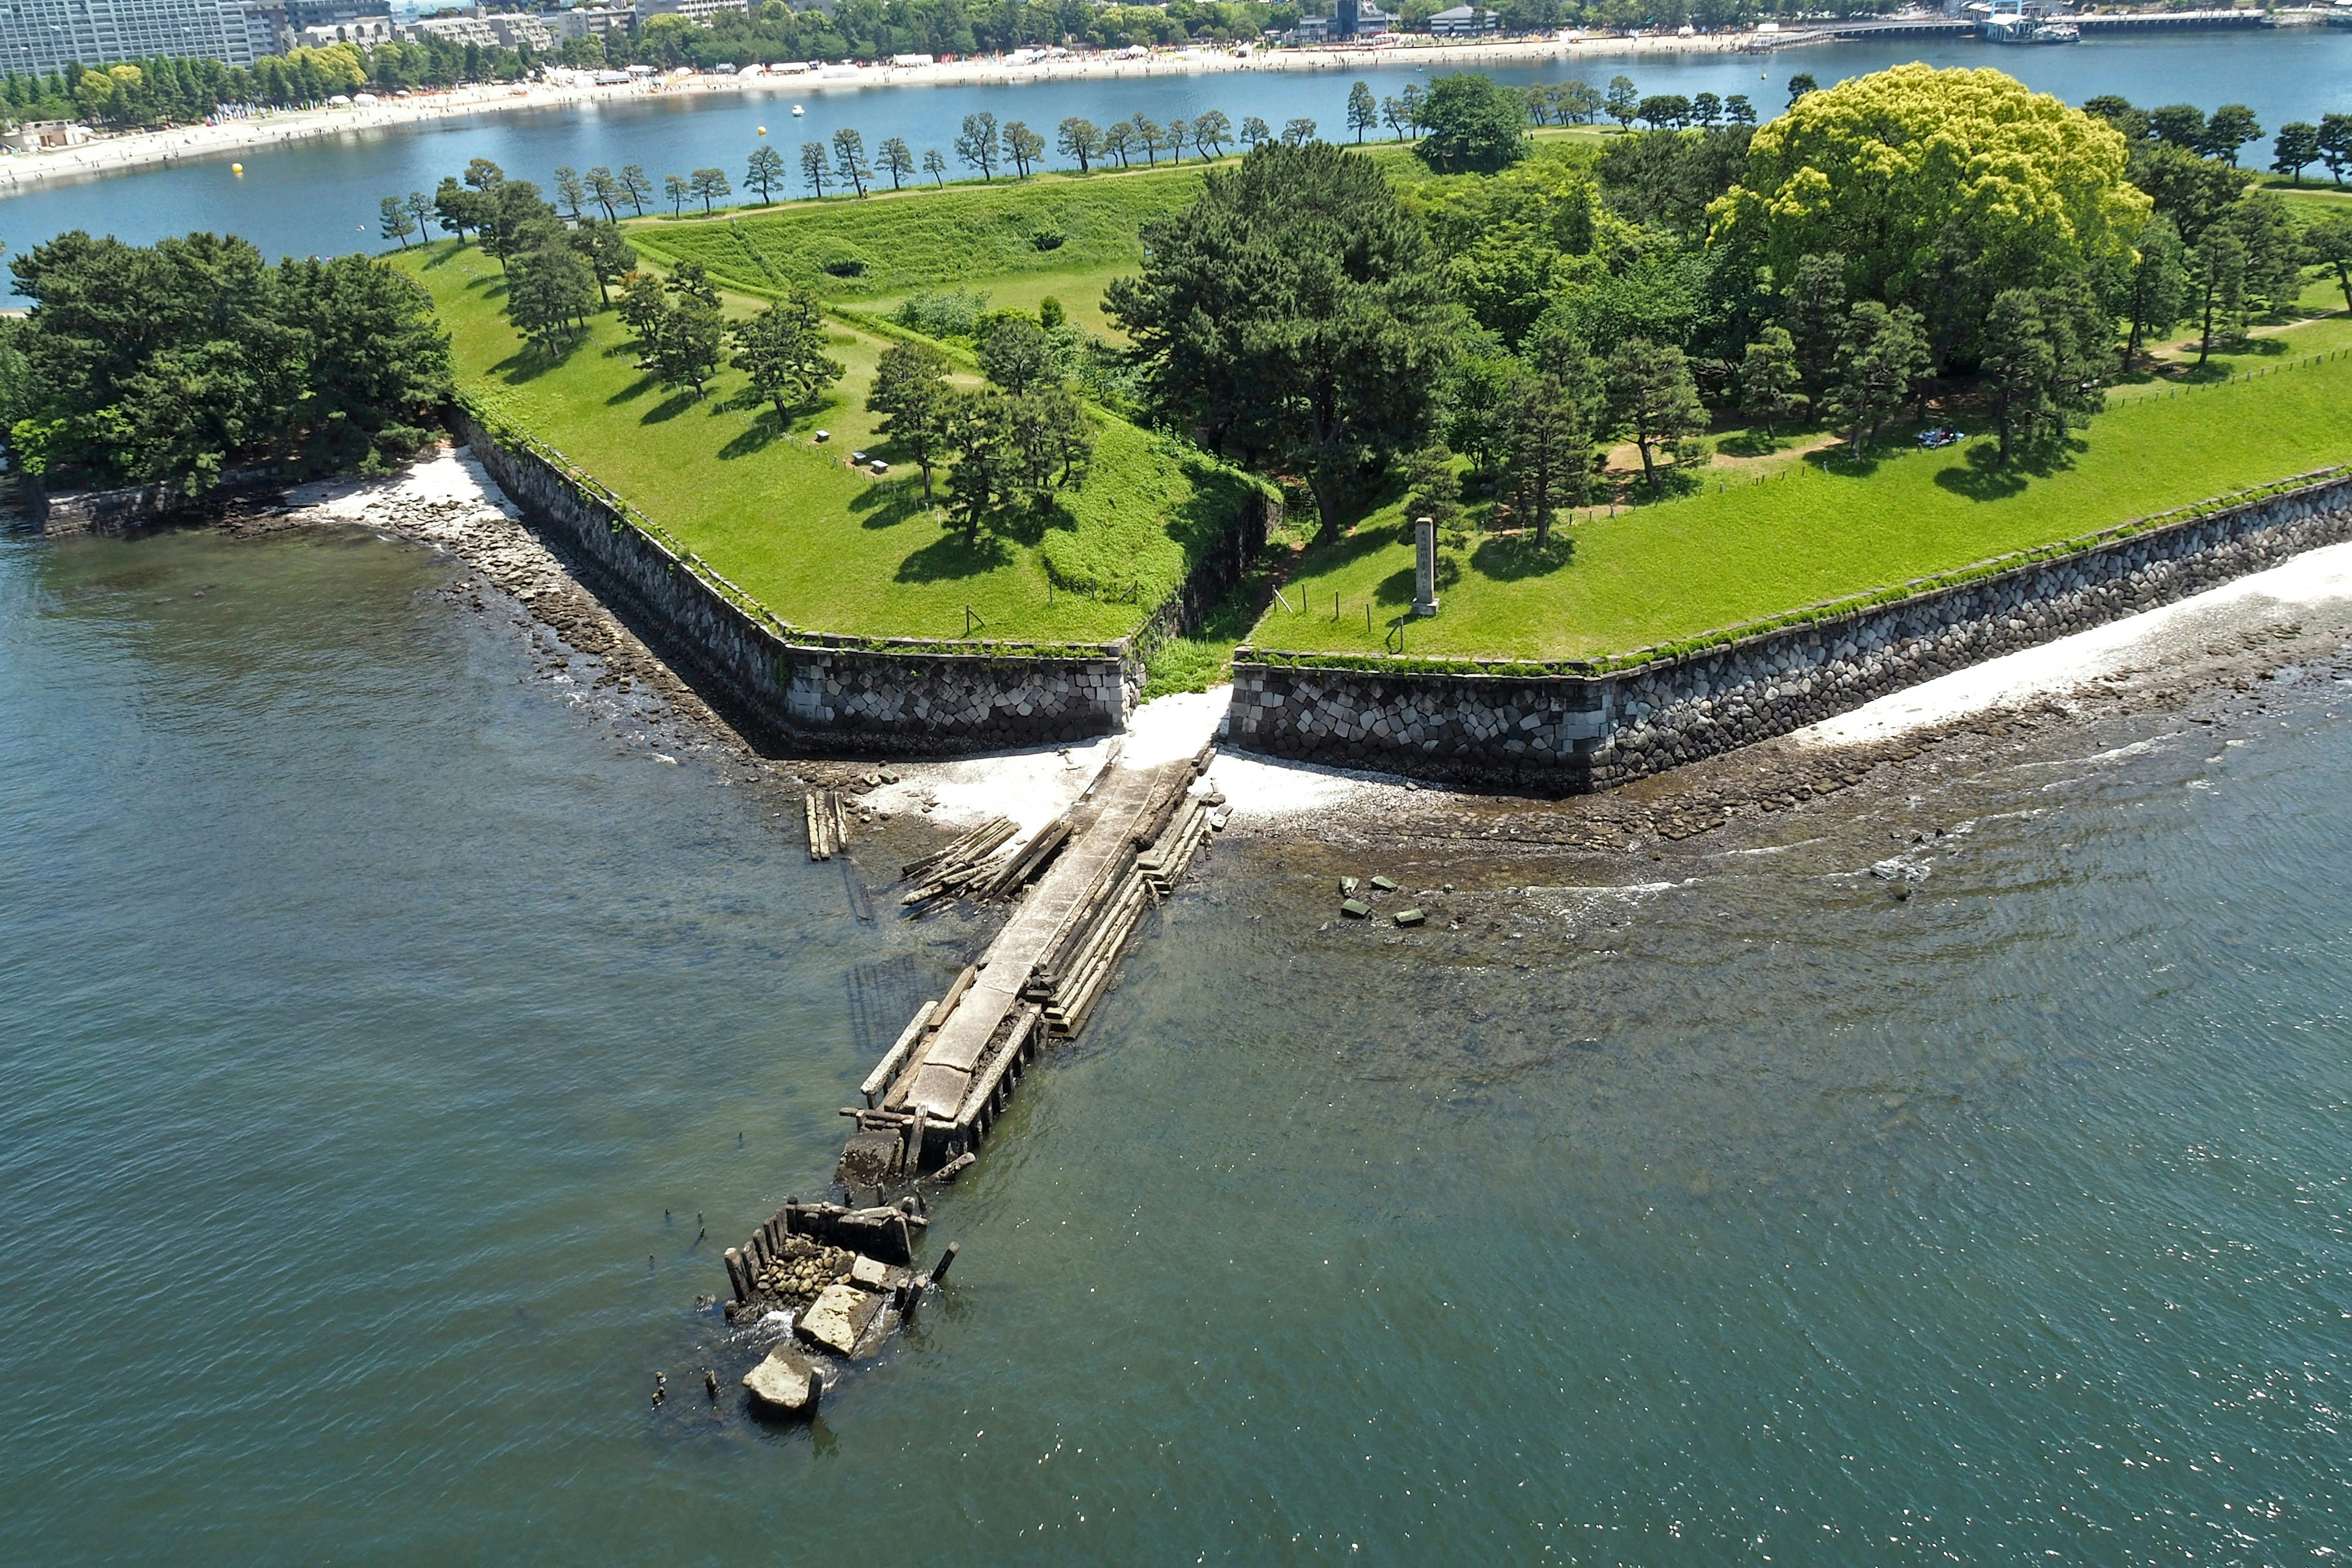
[1,0,269,75]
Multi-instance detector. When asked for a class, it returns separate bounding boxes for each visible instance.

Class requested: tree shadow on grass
[1470,532,1575,581]
[895,527,1015,582]
[491,336,584,386]
[606,373,662,408]
[639,390,703,424]
[1932,436,2081,502]
[851,483,932,530]
[719,405,790,459]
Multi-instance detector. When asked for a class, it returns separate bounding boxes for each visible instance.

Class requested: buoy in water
[756,125,766,135]
[231,162,244,174]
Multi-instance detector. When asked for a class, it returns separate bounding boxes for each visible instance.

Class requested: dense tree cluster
[1102,64,2340,545]
[1107,141,1458,540]
[867,313,1095,532]
[6,40,534,129]
[0,232,450,491]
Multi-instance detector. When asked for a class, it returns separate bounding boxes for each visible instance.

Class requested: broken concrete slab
[797,1284,883,1356]
[742,1344,823,1415]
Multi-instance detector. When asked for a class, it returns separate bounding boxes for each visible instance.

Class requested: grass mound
[630,170,1207,302]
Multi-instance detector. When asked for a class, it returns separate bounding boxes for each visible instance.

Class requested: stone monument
[1411,514,1440,618]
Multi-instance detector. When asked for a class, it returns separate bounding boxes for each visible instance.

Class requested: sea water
[6,520,2352,1560]
[1,32,2345,262]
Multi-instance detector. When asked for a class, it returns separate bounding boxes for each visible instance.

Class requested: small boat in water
[1978,1,2079,42]
[791,104,805,116]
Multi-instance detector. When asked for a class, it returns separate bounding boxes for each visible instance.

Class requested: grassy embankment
[399,238,1257,647]
[1258,345,2352,662]
[420,141,2351,676]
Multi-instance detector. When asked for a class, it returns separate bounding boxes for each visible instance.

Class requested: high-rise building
[0,0,271,75]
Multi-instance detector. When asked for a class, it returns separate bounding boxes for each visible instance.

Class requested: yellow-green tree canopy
[1709,65,2149,306]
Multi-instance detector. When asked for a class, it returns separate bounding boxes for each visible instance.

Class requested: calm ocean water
[1,32,2346,262]
[6,516,2352,1561]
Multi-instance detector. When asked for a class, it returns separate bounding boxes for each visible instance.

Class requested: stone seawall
[454,410,1133,754]
[1229,473,2352,792]
[30,466,279,537]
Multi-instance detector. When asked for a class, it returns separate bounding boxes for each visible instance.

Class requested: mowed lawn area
[401,240,1252,644]
[627,167,1205,306]
[1260,347,2352,662]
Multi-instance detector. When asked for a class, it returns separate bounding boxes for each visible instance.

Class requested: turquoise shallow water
[4,522,2352,1562]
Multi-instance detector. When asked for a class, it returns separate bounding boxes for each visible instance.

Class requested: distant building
[295,14,391,42]
[1427,4,1498,34]
[0,0,274,74]
[281,0,385,32]
[1293,1,1389,42]
[555,4,630,42]
[2,116,92,148]
[631,0,747,22]
[408,8,556,48]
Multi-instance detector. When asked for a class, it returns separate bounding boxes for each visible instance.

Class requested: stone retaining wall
[1229,473,2352,792]
[30,466,278,537]
[455,410,1133,754]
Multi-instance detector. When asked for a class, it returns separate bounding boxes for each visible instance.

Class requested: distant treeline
[6,0,1889,130]
[611,0,1880,71]
[4,39,533,130]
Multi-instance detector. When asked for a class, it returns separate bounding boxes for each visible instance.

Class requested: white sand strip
[1796,540,2352,749]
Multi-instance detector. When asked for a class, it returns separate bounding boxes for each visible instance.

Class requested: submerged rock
[742,1344,822,1415]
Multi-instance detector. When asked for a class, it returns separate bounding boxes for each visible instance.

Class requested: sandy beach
[0,28,1776,195]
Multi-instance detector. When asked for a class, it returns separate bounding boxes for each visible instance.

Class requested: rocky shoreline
[206,447,2352,875]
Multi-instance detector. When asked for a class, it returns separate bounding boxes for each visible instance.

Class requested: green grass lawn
[402,240,1253,644]
[626,165,1208,304]
[1257,347,2352,662]
[856,263,1137,341]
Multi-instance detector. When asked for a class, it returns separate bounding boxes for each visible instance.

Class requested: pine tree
[1500,374,1589,546]
[1736,327,1806,440]
[745,143,786,202]
[1821,301,1929,459]
[867,340,955,502]
[730,288,843,422]
[1604,339,1706,494]
[832,128,871,195]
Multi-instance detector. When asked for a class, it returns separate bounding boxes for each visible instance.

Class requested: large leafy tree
[1105,142,1460,541]
[1710,66,2148,341]
[1413,72,1528,175]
